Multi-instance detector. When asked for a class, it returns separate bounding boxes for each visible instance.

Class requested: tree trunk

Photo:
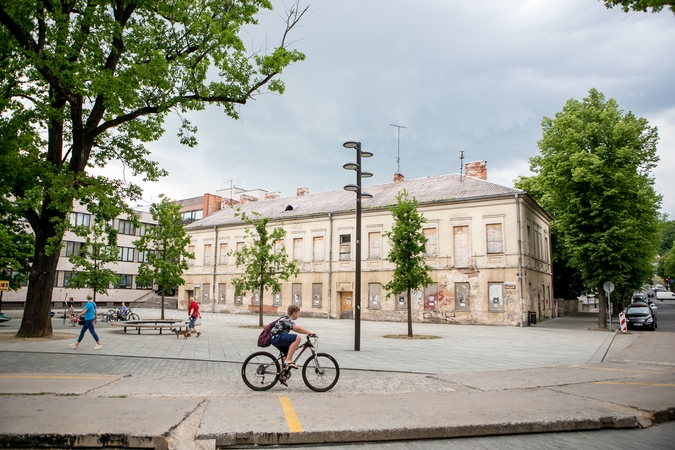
[596,282,607,330]
[17,236,60,338]
[406,287,413,337]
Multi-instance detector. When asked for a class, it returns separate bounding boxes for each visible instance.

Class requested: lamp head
[360,151,373,158]
[343,184,359,192]
[343,162,359,171]
[361,192,373,198]
[361,171,373,178]
[343,141,360,149]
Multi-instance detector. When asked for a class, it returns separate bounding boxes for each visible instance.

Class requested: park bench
[110,319,200,335]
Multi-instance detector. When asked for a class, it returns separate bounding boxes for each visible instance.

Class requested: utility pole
[390,124,407,174]
[460,148,465,181]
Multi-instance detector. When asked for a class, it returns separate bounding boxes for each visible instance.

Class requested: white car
[656,290,675,300]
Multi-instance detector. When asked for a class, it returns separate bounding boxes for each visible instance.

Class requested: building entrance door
[340,291,353,319]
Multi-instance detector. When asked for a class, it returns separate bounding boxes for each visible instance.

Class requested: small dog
[171,328,191,339]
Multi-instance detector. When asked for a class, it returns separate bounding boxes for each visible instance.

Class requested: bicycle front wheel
[302,353,340,392]
[242,352,280,391]
[127,313,139,321]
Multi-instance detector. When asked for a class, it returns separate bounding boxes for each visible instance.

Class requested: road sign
[0,281,9,291]
[619,312,627,333]
[603,281,615,293]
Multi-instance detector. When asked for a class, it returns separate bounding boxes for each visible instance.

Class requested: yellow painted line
[279,396,303,433]
[578,366,666,375]
[0,375,116,380]
[594,381,675,387]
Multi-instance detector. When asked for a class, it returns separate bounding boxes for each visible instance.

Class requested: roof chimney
[265,191,281,200]
[296,187,309,197]
[240,194,258,204]
[393,173,405,183]
[464,161,487,180]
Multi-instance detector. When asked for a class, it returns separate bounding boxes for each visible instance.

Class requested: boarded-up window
[486,224,503,254]
[453,226,470,267]
[236,241,244,253]
[368,232,382,259]
[274,239,284,255]
[312,283,322,308]
[219,243,228,265]
[455,282,470,312]
[203,244,212,266]
[423,228,438,256]
[202,283,210,303]
[339,234,351,260]
[395,292,407,310]
[368,283,381,310]
[218,283,226,304]
[292,283,302,306]
[252,290,260,306]
[187,245,195,267]
[313,236,324,261]
[424,283,438,310]
[293,238,303,261]
[488,283,504,312]
[273,290,282,306]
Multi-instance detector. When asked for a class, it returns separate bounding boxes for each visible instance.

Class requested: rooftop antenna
[460,148,465,182]
[390,124,407,174]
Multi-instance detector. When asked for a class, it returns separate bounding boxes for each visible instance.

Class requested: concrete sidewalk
[0,309,673,448]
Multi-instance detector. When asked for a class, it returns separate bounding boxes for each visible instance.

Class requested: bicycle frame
[275,335,317,370]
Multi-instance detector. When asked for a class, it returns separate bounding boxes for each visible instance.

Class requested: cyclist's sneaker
[69,343,78,349]
[280,379,288,387]
[93,344,102,350]
[197,332,201,338]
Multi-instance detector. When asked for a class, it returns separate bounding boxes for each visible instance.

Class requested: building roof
[187,173,525,229]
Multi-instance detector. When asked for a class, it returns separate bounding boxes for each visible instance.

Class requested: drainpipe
[515,193,524,327]
[327,212,333,319]
[212,225,218,313]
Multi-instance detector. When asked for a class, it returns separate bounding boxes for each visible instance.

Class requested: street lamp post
[343,141,372,351]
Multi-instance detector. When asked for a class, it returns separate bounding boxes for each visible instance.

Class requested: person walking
[67,299,76,327]
[188,297,201,337]
[70,294,102,350]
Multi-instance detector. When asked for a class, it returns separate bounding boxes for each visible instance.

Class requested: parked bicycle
[104,307,139,322]
[241,335,339,392]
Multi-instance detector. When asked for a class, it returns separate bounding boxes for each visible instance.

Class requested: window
[70,212,90,227]
[368,232,381,259]
[293,238,303,261]
[292,283,302,306]
[368,283,381,310]
[488,282,504,312]
[423,228,437,256]
[455,282,470,312]
[453,226,470,267]
[252,290,260,306]
[65,241,83,257]
[137,250,149,263]
[136,278,153,289]
[339,234,351,260]
[117,219,135,235]
[235,288,243,305]
[53,271,59,287]
[313,236,324,261]
[273,290,282,306]
[486,223,503,254]
[236,241,244,254]
[395,292,407,310]
[117,274,133,289]
[180,209,203,224]
[118,247,135,262]
[273,239,284,255]
[312,283,322,308]
[139,223,155,236]
[187,245,195,267]
[219,243,228,264]
[204,244,212,266]
[544,235,549,262]
[63,271,73,287]
[218,283,227,304]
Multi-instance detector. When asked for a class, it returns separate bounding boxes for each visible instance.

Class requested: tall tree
[67,216,120,303]
[516,88,661,329]
[383,190,433,337]
[230,212,298,327]
[134,195,192,320]
[0,0,307,337]
[601,1,675,14]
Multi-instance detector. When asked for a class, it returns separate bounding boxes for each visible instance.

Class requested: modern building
[179,163,555,326]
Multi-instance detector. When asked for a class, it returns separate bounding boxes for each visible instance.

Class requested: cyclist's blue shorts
[271,333,297,347]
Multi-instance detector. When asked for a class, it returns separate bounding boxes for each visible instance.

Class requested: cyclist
[119,302,127,320]
[270,305,316,369]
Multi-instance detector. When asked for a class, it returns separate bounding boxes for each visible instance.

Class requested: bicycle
[241,335,339,392]
[105,307,139,322]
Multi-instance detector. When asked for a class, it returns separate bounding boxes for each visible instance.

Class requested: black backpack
[257,319,279,347]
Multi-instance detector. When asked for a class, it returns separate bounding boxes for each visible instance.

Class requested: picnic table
[109,319,199,335]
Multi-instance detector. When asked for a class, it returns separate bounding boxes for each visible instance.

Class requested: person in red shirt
[188,297,201,337]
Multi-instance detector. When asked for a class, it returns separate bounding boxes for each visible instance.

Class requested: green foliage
[134,195,192,319]
[662,246,675,279]
[517,88,662,328]
[660,220,675,254]
[383,190,433,336]
[601,1,675,14]
[0,197,33,290]
[0,0,307,336]
[230,211,299,326]
[67,217,120,301]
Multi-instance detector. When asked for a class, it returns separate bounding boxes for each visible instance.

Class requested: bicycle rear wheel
[127,312,139,321]
[242,352,280,391]
[302,353,339,392]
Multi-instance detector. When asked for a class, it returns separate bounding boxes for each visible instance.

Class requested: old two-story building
[180,163,554,326]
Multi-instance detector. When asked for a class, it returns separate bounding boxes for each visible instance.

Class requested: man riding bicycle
[270,305,316,369]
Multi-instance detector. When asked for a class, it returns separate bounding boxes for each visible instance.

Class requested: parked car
[624,303,657,331]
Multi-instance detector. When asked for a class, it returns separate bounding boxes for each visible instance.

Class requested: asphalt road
[652,299,675,332]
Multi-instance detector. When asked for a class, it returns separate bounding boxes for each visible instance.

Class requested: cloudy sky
[117,0,675,217]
